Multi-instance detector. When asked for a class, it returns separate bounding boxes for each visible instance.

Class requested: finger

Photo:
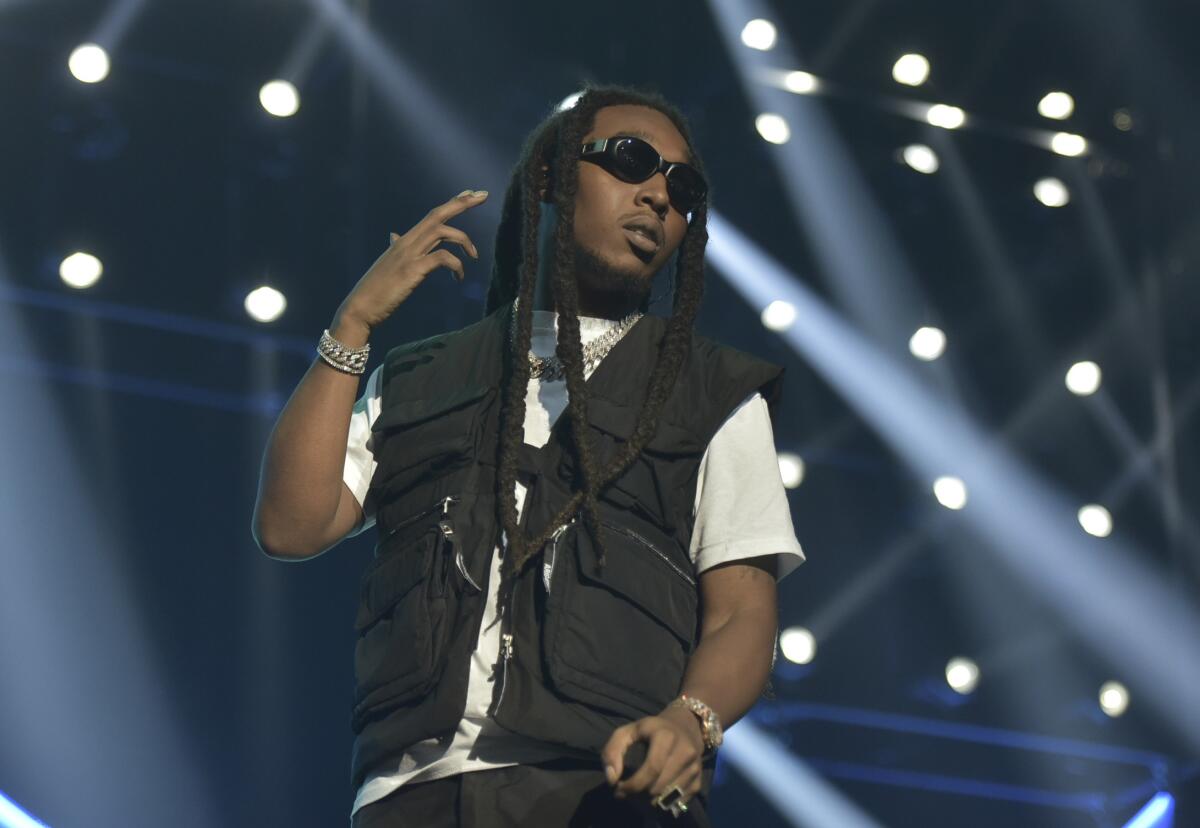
[617,727,674,797]
[600,725,637,785]
[426,249,465,283]
[420,189,489,230]
[648,750,698,800]
[417,224,478,259]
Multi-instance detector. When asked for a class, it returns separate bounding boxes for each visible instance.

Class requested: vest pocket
[370,385,495,499]
[351,527,450,731]
[542,521,698,718]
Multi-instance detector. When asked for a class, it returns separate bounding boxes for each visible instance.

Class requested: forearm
[663,605,778,735]
[252,310,370,557]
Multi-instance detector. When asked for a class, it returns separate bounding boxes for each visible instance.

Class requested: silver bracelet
[317,328,370,375]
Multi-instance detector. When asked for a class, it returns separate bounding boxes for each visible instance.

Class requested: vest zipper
[600,520,696,587]
[543,517,578,592]
[381,494,461,542]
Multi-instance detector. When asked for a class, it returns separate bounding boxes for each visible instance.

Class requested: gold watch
[671,693,723,752]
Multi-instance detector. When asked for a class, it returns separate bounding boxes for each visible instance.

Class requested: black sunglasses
[579,136,708,214]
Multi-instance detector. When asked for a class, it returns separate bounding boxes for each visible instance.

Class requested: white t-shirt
[342,309,805,819]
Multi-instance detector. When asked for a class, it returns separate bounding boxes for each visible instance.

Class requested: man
[253,84,805,827]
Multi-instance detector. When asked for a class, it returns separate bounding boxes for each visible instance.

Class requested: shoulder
[683,329,785,427]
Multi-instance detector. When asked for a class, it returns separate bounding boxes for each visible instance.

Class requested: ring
[652,783,688,818]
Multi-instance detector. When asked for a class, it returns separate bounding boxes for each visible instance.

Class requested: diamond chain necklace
[509,300,643,382]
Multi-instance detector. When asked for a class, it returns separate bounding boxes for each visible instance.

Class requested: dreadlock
[485,84,709,579]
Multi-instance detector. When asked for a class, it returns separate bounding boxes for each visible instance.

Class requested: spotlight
[892,53,930,87]
[779,626,816,664]
[909,326,946,361]
[59,251,103,289]
[259,80,300,117]
[902,144,939,174]
[761,299,796,331]
[1098,680,1129,717]
[68,43,110,84]
[755,113,790,145]
[1078,504,1113,538]
[1065,360,1101,395]
[783,70,819,94]
[556,91,583,112]
[945,657,979,694]
[926,104,966,130]
[1112,108,1134,132]
[1033,177,1070,207]
[244,285,287,322]
[1038,91,1075,120]
[933,476,967,510]
[1050,132,1088,157]
[740,19,777,51]
[777,452,805,489]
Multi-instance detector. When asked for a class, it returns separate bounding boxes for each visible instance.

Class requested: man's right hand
[336,189,489,332]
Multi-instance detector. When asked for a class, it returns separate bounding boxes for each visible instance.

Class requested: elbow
[252,513,320,562]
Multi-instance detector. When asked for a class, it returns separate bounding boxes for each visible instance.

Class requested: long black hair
[485,84,709,577]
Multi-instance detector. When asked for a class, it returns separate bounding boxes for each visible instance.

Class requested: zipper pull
[501,633,514,660]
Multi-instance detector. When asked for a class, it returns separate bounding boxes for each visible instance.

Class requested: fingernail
[457,189,472,198]
[472,190,488,197]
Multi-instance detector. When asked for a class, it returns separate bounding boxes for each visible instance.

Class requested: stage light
[892,53,930,86]
[909,326,946,361]
[59,251,103,289]
[1038,91,1075,120]
[1099,680,1129,717]
[68,43,110,83]
[761,299,796,331]
[1065,360,1101,395]
[244,286,286,322]
[1079,504,1113,538]
[945,657,979,694]
[1113,109,1134,132]
[783,70,818,94]
[556,91,583,112]
[779,626,815,664]
[755,113,790,144]
[1051,132,1088,157]
[933,476,967,510]
[778,452,805,489]
[740,19,777,51]
[259,79,300,117]
[1034,177,1070,207]
[902,144,939,174]
[926,104,966,130]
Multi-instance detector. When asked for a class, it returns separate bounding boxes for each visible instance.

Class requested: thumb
[602,727,634,785]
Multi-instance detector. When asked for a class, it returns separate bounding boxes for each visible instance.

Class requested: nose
[636,175,670,220]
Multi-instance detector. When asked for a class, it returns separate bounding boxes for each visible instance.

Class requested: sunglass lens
[612,138,659,181]
[667,167,707,211]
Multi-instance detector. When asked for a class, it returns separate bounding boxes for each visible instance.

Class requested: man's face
[567,105,693,311]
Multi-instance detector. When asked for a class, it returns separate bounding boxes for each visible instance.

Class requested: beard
[571,237,653,311]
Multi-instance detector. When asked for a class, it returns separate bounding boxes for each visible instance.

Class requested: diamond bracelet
[317,328,370,375]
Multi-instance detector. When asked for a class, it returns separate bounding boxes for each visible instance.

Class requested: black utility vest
[350,299,784,792]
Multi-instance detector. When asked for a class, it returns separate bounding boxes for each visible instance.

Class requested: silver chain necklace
[509,301,643,382]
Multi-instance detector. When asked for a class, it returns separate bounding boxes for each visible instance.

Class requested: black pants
[350,758,708,828]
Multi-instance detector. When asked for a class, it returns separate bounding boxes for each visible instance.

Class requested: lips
[621,216,663,256]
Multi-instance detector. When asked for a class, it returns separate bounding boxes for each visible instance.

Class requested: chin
[575,241,655,298]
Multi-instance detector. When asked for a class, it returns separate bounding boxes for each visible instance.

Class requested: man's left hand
[600,706,705,804]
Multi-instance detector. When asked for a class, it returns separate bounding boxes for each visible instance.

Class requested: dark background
[1,1,1197,826]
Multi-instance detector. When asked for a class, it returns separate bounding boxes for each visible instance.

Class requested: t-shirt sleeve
[342,364,383,538]
[689,391,806,582]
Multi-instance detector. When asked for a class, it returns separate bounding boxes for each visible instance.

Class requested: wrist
[661,704,705,749]
[329,312,371,348]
